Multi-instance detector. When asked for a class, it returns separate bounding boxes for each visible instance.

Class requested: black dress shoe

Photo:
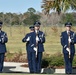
[30,72,34,73]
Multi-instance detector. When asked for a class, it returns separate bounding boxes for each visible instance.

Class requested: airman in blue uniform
[30,21,45,73]
[22,26,34,73]
[0,22,8,72]
[60,22,76,74]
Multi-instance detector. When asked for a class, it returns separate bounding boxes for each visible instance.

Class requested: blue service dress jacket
[22,33,32,51]
[29,31,45,52]
[61,31,76,54]
[0,31,8,53]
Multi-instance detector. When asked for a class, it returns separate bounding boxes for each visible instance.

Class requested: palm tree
[71,0,76,9]
[41,0,76,15]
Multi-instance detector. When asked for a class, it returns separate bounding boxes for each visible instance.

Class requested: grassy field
[2,25,76,55]
[0,73,66,75]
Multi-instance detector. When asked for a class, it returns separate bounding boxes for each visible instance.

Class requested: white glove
[68,36,71,43]
[36,36,39,41]
[26,37,30,41]
[66,47,70,58]
[66,48,70,52]
[0,39,1,42]
[1,38,4,43]
[34,47,37,52]
[34,47,37,57]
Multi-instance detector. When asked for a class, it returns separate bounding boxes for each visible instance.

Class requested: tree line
[0,8,41,26]
[0,7,76,26]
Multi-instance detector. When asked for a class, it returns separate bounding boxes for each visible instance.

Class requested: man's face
[66,26,71,31]
[0,26,2,30]
[34,26,40,30]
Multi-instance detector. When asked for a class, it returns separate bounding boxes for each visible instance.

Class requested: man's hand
[66,47,70,52]
[0,39,1,42]
[33,47,37,57]
[26,37,30,41]
[34,47,37,52]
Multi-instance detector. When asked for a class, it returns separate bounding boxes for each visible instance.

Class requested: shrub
[42,53,64,68]
[42,52,76,68]
[49,55,64,67]
[41,58,49,68]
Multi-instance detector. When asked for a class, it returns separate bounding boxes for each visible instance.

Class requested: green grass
[2,25,76,55]
[0,73,66,75]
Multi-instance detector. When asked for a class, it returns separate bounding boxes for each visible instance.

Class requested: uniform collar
[35,30,39,33]
[66,30,71,34]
